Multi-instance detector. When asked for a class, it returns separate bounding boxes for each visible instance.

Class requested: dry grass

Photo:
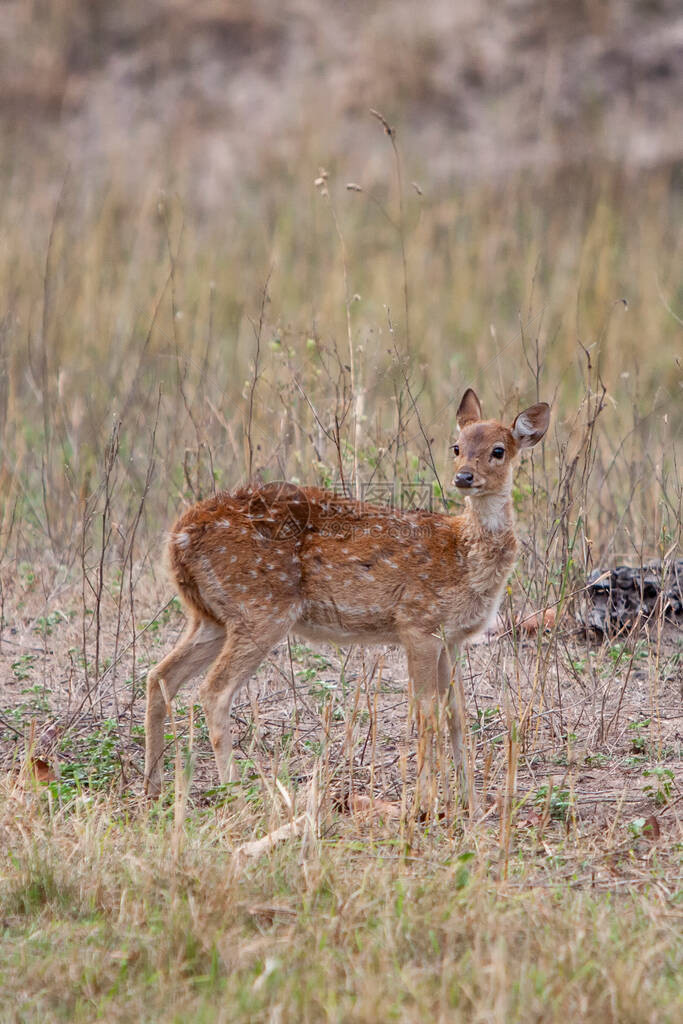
[0,777,681,1023]
[0,103,682,1020]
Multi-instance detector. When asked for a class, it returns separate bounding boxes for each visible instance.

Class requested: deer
[144,388,550,803]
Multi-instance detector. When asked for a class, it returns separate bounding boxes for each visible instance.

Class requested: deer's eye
[451,444,460,456]
[491,446,505,460]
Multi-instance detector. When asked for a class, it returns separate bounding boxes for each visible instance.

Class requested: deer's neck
[465,493,515,537]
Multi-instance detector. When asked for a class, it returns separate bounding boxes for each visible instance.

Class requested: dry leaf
[517,607,557,633]
[517,811,543,828]
[349,794,401,821]
[643,814,661,840]
[26,757,57,783]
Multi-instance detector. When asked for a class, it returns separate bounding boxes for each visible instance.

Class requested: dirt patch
[1,577,680,842]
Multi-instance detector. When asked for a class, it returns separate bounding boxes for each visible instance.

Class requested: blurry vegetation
[0,3,681,1020]
[0,161,680,566]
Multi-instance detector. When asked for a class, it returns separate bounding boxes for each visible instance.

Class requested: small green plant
[298,666,319,684]
[174,702,210,744]
[625,754,647,768]
[53,719,122,798]
[454,850,475,890]
[18,684,51,713]
[533,785,572,822]
[628,719,651,754]
[584,752,609,767]
[308,678,345,720]
[626,817,659,840]
[203,782,241,808]
[33,610,71,637]
[18,562,37,589]
[627,817,646,838]
[11,654,38,681]
[471,706,500,734]
[290,642,312,661]
[161,596,183,622]
[302,738,323,756]
[642,766,674,807]
[609,640,649,665]
[511,482,529,511]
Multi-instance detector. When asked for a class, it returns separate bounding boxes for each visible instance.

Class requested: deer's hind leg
[199,615,296,785]
[144,615,226,796]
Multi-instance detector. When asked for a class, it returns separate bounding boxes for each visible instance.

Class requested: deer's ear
[511,403,550,448]
[456,388,483,429]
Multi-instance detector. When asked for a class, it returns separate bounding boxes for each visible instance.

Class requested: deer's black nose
[455,470,474,488]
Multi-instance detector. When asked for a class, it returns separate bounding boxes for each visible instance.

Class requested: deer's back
[166,484,516,642]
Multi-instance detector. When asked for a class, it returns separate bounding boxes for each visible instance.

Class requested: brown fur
[144,391,550,800]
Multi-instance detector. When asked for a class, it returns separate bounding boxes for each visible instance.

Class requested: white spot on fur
[176,531,190,549]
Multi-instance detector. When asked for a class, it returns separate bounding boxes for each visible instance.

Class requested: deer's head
[451,389,550,497]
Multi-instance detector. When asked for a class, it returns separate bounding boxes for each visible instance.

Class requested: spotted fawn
[144,388,550,799]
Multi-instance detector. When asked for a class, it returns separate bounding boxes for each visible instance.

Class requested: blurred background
[4,0,683,201]
[0,0,681,561]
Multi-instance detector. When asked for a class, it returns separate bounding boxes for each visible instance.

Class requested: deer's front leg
[437,646,472,807]
[404,634,447,814]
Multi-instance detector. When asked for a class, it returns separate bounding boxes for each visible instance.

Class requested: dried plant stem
[326,195,361,497]
[246,270,272,482]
